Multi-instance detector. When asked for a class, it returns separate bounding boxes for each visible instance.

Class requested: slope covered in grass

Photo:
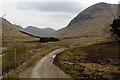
[54,3,117,38]
[2,18,39,42]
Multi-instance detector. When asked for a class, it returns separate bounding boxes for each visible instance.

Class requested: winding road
[19,48,71,78]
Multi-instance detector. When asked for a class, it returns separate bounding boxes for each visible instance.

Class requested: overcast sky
[0,0,120,30]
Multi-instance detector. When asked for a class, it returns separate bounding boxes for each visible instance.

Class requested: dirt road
[19,48,71,78]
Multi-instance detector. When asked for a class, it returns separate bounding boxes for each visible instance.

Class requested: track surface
[19,48,71,78]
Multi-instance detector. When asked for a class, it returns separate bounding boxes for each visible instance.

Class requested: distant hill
[25,26,56,37]
[2,18,39,42]
[53,3,118,38]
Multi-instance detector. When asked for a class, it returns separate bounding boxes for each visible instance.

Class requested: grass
[39,37,107,48]
[2,43,32,74]
[2,37,109,79]
[2,42,60,79]
[0,56,2,62]
[54,41,120,80]
[6,46,60,78]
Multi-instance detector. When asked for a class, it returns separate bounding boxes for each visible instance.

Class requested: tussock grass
[54,41,120,80]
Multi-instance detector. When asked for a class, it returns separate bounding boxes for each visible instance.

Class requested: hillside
[25,26,56,37]
[54,3,118,38]
[2,18,39,42]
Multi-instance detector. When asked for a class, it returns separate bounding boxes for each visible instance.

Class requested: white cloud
[1,2,82,30]
[0,0,120,30]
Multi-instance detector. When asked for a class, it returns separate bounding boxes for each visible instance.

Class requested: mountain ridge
[53,2,118,38]
[25,26,56,37]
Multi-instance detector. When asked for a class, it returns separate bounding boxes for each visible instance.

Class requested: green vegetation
[40,37,60,42]
[110,17,120,39]
[2,43,32,75]
[3,44,59,78]
[54,42,120,80]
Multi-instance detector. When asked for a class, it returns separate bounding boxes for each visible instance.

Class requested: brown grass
[54,41,120,79]
[2,18,39,42]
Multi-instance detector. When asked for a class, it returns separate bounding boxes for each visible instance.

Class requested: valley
[1,2,120,80]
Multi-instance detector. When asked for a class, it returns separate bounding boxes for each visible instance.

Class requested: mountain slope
[2,18,39,42]
[54,3,118,38]
[25,26,56,37]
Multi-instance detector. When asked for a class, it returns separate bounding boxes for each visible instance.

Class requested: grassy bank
[54,41,120,80]
[2,42,60,79]
[2,43,32,75]
[6,46,59,78]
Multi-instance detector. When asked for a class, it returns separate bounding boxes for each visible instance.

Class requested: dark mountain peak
[92,2,111,9]
[26,26,56,31]
[67,2,117,27]
[44,28,56,31]
[26,26,36,29]
[95,2,109,5]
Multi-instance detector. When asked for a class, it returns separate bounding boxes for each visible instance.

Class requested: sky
[0,0,120,30]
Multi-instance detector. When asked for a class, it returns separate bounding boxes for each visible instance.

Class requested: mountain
[53,3,118,38]
[2,18,39,42]
[25,26,56,37]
